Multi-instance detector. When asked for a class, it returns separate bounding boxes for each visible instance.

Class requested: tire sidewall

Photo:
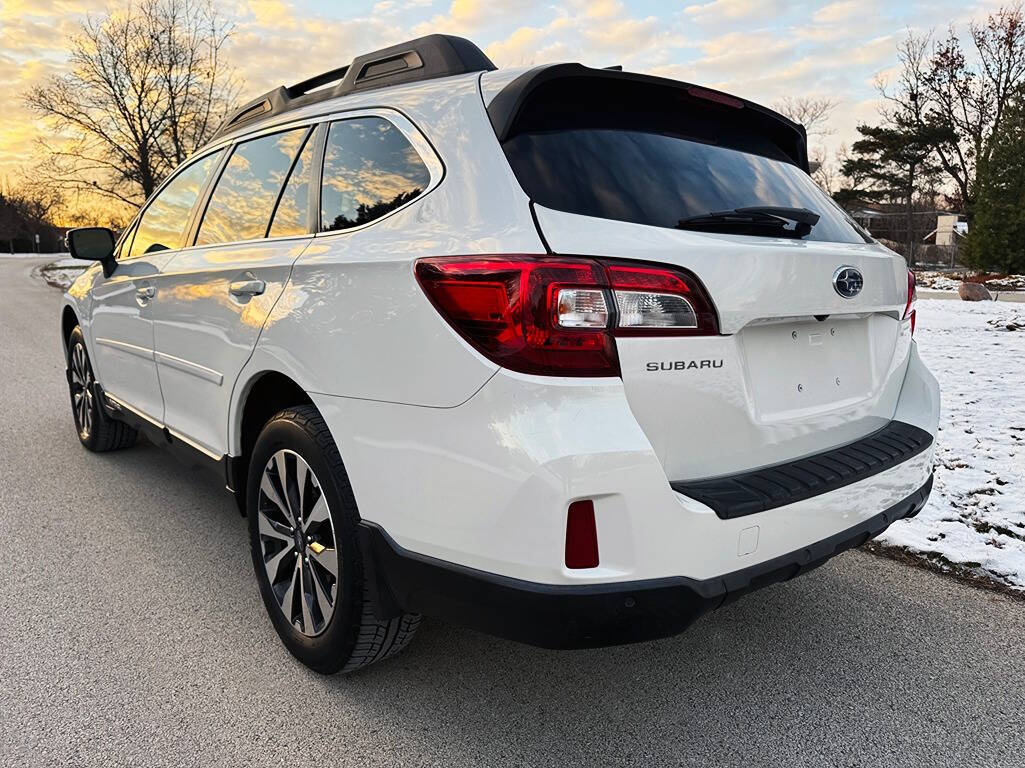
[246,411,363,672]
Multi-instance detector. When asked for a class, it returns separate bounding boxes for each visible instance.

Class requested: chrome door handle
[229,279,266,297]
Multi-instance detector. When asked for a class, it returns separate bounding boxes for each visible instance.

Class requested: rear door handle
[229,279,266,297]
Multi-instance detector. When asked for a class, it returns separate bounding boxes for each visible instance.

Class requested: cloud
[2,0,1019,221]
[812,0,863,23]
[684,0,782,22]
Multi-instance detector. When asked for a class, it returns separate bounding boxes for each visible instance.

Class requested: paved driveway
[1,256,1023,767]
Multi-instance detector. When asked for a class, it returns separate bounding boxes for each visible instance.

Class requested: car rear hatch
[483,65,915,482]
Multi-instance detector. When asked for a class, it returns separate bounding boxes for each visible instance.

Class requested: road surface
[1,256,1023,767]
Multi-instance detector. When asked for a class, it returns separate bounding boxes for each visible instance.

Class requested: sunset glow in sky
[0,0,1009,207]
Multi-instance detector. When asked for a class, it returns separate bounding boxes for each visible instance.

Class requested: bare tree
[879,4,1025,215]
[25,0,242,208]
[774,96,839,192]
[774,96,839,140]
[0,178,63,253]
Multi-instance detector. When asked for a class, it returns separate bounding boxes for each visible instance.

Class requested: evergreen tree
[836,123,944,265]
[966,93,1025,273]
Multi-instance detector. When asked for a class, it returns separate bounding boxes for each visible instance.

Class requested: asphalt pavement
[1,256,1023,768]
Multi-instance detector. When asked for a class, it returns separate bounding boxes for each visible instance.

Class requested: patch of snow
[38,267,87,290]
[35,256,92,290]
[916,271,1025,293]
[48,256,92,269]
[876,299,1025,590]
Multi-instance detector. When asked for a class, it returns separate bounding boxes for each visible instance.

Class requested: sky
[0,0,1011,212]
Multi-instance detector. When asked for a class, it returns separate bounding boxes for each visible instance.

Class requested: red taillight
[565,500,599,569]
[415,256,617,376]
[415,255,718,376]
[903,269,917,336]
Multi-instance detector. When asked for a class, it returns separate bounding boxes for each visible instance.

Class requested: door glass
[128,150,223,259]
[197,128,307,245]
[114,221,138,261]
[320,117,430,232]
[268,131,316,238]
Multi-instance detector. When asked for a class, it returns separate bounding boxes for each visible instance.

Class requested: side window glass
[114,221,138,261]
[268,130,316,238]
[320,117,431,232]
[128,150,223,259]
[197,128,307,245]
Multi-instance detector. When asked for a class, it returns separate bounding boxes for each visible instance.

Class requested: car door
[151,124,319,458]
[89,150,224,423]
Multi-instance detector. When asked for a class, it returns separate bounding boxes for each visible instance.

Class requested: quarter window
[320,117,430,232]
[197,128,308,245]
[128,150,223,259]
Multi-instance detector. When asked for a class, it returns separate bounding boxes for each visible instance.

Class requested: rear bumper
[360,475,933,649]
[314,342,939,586]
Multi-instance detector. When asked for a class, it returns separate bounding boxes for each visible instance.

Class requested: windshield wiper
[677,206,821,238]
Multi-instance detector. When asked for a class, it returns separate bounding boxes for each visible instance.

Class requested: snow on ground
[32,256,92,290]
[876,299,1025,590]
[917,270,1025,293]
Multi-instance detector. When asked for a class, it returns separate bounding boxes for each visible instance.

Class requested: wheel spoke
[309,545,338,578]
[299,561,315,632]
[304,494,329,532]
[258,510,292,544]
[278,562,300,624]
[295,460,309,520]
[274,453,297,522]
[263,543,295,584]
[308,560,334,620]
[260,472,292,525]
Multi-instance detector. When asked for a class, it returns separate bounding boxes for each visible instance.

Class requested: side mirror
[67,227,116,277]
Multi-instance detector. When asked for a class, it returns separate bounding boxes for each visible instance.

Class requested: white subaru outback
[61,35,939,673]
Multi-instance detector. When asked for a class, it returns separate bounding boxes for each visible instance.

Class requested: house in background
[849,205,967,266]
[922,214,968,267]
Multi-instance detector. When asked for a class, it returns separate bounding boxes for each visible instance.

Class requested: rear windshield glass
[504,128,867,244]
[500,75,869,246]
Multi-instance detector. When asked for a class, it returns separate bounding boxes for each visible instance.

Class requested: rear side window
[269,130,316,238]
[128,150,223,259]
[197,128,308,245]
[500,79,868,244]
[320,117,430,232]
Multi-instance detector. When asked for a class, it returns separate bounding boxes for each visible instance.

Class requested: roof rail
[212,34,496,141]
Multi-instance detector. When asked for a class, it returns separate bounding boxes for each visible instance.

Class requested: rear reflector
[415,256,719,376]
[565,500,599,569]
[903,269,917,336]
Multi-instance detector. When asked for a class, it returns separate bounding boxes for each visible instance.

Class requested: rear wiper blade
[677,206,821,237]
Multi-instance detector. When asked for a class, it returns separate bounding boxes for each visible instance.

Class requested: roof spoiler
[486,63,810,172]
[212,34,496,141]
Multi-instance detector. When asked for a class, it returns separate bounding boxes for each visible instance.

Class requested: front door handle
[229,279,266,297]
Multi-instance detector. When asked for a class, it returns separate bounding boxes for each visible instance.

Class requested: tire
[247,405,420,674]
[66,326,138,452]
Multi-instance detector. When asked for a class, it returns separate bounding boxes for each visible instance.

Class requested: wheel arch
[61,304,79,353]
[229,368,315,515]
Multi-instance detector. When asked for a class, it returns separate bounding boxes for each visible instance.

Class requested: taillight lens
[415,255,718,376]
[903,269,917,336]
[606,263,719,336]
